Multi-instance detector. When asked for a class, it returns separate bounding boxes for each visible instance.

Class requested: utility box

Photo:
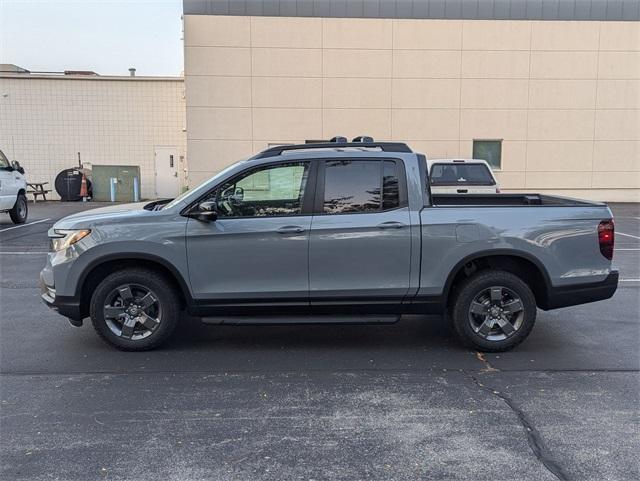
[92,165,141,202]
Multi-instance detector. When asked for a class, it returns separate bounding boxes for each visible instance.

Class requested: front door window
[207,162,309,218]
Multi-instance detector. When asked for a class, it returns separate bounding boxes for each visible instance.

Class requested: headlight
[49,229,91,252]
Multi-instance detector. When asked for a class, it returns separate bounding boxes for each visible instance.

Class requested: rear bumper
[40,275,83,326]
[542,270,619,310]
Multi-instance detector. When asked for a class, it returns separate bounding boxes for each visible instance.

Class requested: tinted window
[382,160,399,210]
[323,160,401,214]
[429,163,495,186]
[206,162,309,218]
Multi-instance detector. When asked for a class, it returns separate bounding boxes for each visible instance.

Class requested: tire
[9,194,27,224]
[450,270,536,352]
[89,268,180,351]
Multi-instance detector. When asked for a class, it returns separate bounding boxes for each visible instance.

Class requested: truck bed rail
[431,193,601,207]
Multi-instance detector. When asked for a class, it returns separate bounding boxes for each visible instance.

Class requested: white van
[0,149,28,224]
[427,159,500,195]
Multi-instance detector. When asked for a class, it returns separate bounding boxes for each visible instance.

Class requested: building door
[154,146,180,198]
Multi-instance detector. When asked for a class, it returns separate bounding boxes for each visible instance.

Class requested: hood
[54,201,152,229]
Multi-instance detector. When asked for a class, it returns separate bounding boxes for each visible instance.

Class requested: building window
[473,140,502,170]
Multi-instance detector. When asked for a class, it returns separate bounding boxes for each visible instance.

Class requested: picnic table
[27,182,52,203]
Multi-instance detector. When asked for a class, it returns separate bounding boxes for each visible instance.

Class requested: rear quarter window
[429,163,495,186]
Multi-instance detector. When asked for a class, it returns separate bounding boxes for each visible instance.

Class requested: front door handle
[377,221,406,230]
[277,225,305,234]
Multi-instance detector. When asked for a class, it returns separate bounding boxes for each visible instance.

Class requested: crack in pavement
[471,352,570,481]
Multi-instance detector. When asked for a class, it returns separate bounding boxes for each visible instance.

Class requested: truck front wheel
[450,270,536,352]
[9,194,27,224]
[89,268,180,351]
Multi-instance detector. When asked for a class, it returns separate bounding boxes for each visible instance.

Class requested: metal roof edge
[0,73,184,82]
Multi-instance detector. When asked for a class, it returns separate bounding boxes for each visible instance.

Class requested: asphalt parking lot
[0,201,638,481]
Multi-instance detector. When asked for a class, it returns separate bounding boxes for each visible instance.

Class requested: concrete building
[183,0,640,202]
[0,65,186,200]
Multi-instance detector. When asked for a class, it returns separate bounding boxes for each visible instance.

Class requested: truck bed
[431,193,601,207]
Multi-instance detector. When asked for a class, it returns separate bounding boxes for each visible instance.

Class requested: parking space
[0,202,638,481]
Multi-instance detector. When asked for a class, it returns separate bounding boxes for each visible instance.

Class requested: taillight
[598,219,614,260]
[496,187,501,193]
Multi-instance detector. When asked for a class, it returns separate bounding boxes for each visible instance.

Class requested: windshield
[0,149,9,169]
[162,160,246,210]
[429,163,495,186]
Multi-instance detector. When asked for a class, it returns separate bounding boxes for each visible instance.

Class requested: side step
[200,314,401,325]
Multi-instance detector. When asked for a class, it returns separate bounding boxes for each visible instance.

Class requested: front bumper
[40,274,83,326]
[542,270,619,310]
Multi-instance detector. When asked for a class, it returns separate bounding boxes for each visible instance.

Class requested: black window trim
[313,157,408,216]
[182,159,318,219]
[417,153,431,207]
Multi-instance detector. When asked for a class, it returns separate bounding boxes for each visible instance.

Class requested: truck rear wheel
[450,270,536,352]
[9,194,27,224]
[89,268,180,351]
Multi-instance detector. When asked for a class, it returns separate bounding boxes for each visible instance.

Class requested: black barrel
[54,168,92,201]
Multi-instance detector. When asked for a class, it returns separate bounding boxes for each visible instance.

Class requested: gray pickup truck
[41,140,618,352]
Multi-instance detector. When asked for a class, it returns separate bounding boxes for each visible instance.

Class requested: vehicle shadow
[169,313,461,352]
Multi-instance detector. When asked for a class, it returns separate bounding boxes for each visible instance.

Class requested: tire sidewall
[90,269,179,350]
[452,271,537,352]
[10,195,27,224]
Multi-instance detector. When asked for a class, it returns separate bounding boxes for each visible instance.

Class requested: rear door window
[322,160,401,214]
[429,163,495,186]
[382,160,400,210]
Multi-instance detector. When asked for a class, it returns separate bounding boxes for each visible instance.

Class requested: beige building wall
[184,15,640,202]
[0,75,186,200]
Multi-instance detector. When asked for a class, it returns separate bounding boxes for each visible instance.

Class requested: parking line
[617,232,640,240]
[617,248,640,251]
[0,218,51,232]
[620,279,640,282]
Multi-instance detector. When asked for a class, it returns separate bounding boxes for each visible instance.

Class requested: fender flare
[74,251,194,304]
[442,248,553,303]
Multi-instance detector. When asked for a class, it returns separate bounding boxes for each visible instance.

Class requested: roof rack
[251,141,413,159]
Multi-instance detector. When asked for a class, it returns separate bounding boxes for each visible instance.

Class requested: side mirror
[189,200,218,222]
[11,161,25,175]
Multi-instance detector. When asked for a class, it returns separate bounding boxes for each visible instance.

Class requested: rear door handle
[457,189,468,193]
[376,221,406,230]
[277,225,305,234]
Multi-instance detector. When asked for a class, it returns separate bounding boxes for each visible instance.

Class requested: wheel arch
[77,253,193,319]
[443,249,552,309]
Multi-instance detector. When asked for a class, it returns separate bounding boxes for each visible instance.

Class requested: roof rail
[251,141,413,159]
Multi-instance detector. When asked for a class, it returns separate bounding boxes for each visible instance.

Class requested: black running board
[200,314,401,325]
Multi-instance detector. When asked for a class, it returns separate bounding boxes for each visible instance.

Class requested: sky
[0,0,184,76]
